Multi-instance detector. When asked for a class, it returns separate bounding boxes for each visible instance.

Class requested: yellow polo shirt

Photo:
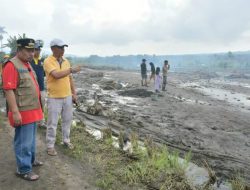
[43,55,72,98]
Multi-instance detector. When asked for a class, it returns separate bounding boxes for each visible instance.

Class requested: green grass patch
[38,118,248,190]
[52,118,197,190]
[231,174,247,190]
[123,146,193,189]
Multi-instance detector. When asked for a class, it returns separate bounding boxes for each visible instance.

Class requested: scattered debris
[86,100,103,115]
[89,72,104,78]
[225,74,250,79]
[118,89,154,98]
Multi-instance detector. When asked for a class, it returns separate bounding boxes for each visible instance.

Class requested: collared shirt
[34,57,40,65]
[43,55,72,98]
[2,62,43,127]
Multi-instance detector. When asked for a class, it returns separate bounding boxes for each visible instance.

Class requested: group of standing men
[140,59,170,92]
[2,39,170,181]
[1,38,81,181]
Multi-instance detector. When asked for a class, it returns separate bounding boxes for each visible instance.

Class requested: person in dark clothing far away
[30,40,47,128]
[149,62,155,83]
[140,58,148,86]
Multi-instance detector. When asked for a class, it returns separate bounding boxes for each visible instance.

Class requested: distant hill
[67,51,250,73]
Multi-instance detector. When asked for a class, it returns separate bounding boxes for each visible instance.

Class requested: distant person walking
[155,67,162,93]
[162,60,170,91]
[140,58,147,86]
[43,39,81,156]
[149,62,155,83]
[2,38,43,181]
[30,40,46,128]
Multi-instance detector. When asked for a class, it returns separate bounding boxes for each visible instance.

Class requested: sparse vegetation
[3,33,27,57]
[40,106,241,190]
[231,174,247,190]
[44,119,201,190]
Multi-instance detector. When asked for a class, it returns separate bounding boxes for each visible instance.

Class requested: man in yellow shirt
[43,39,81,156]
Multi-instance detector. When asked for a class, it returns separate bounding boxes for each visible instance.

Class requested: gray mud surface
[0,68,249,189]
[74,69,250,184]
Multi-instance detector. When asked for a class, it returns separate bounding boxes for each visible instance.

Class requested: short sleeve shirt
[43,55,72,98]
[2,61,43,127]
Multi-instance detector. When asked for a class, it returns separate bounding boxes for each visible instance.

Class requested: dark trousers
[162,76,167,90]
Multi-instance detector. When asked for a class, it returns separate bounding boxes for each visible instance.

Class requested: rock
[185,162,210,187]
[211,126,218,130]
[151,94,158,101]
[89,72,104,78]
[100,79,126,90]
[86,100,103,115]
[245,142,250,147]
[114,83,123,90]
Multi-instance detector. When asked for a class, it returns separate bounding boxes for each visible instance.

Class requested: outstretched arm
[50,66,81,79]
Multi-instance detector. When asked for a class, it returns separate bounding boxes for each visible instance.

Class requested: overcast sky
[1,0,250,56]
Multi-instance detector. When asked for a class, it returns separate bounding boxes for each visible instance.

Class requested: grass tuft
[231,174,247,190]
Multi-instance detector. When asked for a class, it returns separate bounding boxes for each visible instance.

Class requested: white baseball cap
[50,38,68,47]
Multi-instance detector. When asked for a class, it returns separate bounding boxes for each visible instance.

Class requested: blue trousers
[14,122,37,174]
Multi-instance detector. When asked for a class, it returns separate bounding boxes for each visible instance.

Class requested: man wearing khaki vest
[44,39,81,156]
[2,38,43,181]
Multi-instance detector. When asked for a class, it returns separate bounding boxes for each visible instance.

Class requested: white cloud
[0,0,250,56]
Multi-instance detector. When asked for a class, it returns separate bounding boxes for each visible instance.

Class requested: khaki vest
[3,57,40,111]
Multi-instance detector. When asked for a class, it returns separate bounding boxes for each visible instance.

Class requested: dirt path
[0,114,97,190]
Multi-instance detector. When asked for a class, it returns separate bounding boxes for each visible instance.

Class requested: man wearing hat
[44,39,81,156]
[2,38,43,181]
[30,40,47,128]
[0,55,10,74]
[140,58,148,86]
[3,54,10,59]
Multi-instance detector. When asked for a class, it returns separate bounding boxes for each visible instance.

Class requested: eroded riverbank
[73,69,250,185]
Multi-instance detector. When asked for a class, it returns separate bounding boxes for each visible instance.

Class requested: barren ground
[74,69,250,184]
[0,68,249,189]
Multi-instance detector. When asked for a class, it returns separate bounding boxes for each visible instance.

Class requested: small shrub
[231,175,246,190]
